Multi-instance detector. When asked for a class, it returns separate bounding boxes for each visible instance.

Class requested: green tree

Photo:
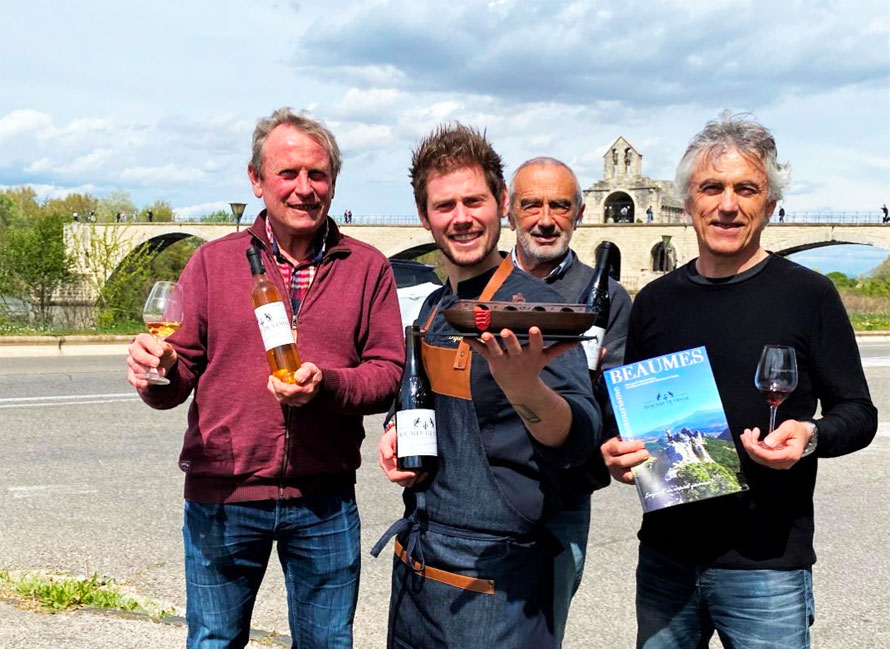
[96,190,138,223]
[0,211,74,325]
[869,256,890,281]
[826,271,857,289]
[0,194,24,231]
[44,193,100,223]
[142,200,174,222]
[151,237,203,278]
[199,209,235,223]
[1,187,41,222]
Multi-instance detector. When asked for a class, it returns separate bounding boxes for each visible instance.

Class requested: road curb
[0,335,133,347]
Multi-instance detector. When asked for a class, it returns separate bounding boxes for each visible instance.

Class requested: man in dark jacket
[126,107,404,649]
[507,156,632,647]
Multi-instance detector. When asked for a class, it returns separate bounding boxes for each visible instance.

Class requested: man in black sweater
[601,113,877,648]
[507,156,631,647]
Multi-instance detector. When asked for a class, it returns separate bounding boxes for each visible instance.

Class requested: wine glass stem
[768,406,778,434]
[147,334,161,378]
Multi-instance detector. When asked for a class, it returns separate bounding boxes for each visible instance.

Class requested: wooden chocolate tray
[442,300,595,336]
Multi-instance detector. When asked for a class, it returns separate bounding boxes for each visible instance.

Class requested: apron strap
[370,491,428,571]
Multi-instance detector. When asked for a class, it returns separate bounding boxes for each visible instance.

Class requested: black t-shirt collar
[685,253,773,286]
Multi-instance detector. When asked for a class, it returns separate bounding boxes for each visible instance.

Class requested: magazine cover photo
[605,346,748,513]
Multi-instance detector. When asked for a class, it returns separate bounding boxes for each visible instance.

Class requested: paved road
[0,342,887,648]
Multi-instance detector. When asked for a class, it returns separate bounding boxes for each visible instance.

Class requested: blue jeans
[183,488,361,649]
[545,496,591,648]
[636,544,815,649]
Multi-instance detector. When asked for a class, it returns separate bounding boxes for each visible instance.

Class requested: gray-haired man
[507,157,632,646]
[127,107,404,648]
[601,112,876,648]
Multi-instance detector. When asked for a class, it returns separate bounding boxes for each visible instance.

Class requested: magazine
[604,346,748,513]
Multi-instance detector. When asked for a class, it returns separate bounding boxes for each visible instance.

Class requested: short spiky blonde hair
[410,123,505,214]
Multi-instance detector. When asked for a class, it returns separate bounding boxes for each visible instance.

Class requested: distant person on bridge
[374,124,600,648]
[601,111,877,648]
[779,205,785,222]
[882,203,888,223]
[126,107,404,649]
[506,156,631,647]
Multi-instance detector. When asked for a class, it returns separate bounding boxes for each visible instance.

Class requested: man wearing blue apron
[374,124,601,648]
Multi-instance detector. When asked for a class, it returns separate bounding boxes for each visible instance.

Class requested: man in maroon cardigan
[126,107,404,649]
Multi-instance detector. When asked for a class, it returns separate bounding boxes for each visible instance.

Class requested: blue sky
[788,244,890,278]
[1,1,888,229]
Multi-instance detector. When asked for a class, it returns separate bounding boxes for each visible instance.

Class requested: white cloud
[0,109,52,140]
[293,0,888,109]
[173,201,232,221]
[119,164,207,185]
[24,157,53,173]
[0,0,885,217]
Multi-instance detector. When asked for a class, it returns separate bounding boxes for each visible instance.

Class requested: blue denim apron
[373,259,557,649]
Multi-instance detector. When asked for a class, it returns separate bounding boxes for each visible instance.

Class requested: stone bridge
[64,221,890,295]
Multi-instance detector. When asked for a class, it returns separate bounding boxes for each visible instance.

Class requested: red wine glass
[754,345,798,434]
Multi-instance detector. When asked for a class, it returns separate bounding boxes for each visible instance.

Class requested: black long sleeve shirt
[626,254,877,570]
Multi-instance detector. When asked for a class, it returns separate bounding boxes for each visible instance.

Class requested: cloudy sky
[1,0,888,225]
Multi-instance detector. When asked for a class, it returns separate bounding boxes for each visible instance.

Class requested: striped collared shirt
[509,247,576,283]
[264,216,328,323]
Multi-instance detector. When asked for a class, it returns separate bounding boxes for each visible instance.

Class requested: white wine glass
[753,345,798,434]
[141,281,184,385]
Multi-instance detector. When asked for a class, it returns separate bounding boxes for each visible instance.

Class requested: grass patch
[0,320,141,336]
[848,313,890,331]
[0,570,174,618]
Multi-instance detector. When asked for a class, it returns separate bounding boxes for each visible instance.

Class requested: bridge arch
[109,231,208,285]
[64,222,890,297]
[650,239,677,272]
[603,191,636,223]
[772,237,890,257]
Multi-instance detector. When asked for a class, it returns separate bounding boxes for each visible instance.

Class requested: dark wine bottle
[246,246,301,383]
[395,325,438,471]
[582,242,614,372]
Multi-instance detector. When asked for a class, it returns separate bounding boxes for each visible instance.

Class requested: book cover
[604,346,748,513]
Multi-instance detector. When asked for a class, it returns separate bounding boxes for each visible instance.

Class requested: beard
[515,227,571,263]
[434,220,501,268]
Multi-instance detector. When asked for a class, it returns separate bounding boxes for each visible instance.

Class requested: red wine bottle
[246,246,301,383]
[395,325,438,471]
[582,242,614,371]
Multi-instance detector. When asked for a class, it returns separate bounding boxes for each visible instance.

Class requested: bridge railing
[102,212,889,227]
[321,213,888,226]
[776,212,886,225]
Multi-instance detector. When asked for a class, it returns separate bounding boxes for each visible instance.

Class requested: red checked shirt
[264,216,328,325]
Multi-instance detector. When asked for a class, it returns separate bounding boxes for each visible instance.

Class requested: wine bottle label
[254,302,295,351]
[582,325,607,371]
[396,408,437,457]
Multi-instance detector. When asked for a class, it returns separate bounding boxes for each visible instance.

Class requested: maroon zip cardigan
[138,213,405,503]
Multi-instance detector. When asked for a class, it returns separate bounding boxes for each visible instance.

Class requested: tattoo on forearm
[513,404,542,423]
